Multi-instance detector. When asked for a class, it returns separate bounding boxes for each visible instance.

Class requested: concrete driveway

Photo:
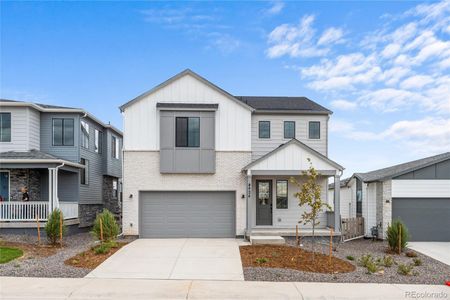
[408,242,450,266]
[86,238,245,280]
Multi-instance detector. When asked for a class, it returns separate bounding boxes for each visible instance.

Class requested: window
[111,136,120,159]
[309,121,320,139]
[112,179,118,198]
[356,178,362,216]
[0,113,11,142]
[284,121,295,139]
[276,180,288,209]
[81,120,89,148]
[53,118,74,146]
[80,158,89,185]
[175,117,200,147]
[258,121,270,139]
[94,130,102,153]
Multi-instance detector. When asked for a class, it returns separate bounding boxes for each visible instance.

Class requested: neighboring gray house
[329,152,450,241]
[120,69,344,239]
[0,99,123,230]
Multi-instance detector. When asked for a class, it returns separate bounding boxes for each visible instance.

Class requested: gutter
[0,159,85,169]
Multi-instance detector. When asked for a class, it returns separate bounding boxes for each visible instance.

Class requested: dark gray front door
[139,191,235,238]
[392,198,450,241]
[256,180,272,225]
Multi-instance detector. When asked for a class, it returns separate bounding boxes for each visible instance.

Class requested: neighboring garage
[139,191,235,238]
[392,198,450,241]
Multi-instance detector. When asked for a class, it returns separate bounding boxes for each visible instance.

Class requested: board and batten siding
[0,106,40,152]
[251,114,328,160]
[104,129,122,178]
[123,73,252,152]
[40,113,80,162]
[392,180,450,198]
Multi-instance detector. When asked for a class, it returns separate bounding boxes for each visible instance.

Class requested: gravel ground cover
[243,237,450,285]
[0,232,135,278]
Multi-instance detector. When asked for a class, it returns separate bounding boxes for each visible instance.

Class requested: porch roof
[0,150,84,169]
[243,139,344,174]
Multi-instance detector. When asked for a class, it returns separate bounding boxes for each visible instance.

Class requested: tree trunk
[312,221,316,262]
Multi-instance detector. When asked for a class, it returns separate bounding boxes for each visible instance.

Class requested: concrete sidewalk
[1,277,448,300]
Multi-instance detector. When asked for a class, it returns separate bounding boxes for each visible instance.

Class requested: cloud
[265,1,285,15]
[207,33,241,54]
[317,27,344,45]
[330,99,357,110]
[400,75,433,89]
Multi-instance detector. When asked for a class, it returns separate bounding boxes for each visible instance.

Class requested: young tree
[291,158,331,259]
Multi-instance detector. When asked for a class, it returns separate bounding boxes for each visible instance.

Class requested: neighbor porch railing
[0,201,78,221]
[341,217,365,242]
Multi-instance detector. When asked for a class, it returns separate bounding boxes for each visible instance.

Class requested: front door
[256,180,272,225]
[0,171,10,201]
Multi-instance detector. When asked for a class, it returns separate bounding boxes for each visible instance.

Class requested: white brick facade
[381,179,392,239]
[122,151,252,236]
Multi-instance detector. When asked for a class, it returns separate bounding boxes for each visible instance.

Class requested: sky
[1,0,449,178]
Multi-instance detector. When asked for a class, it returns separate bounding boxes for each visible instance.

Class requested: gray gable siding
[104,128,122,178]
[40,113,80,162]
[394,159,450,180]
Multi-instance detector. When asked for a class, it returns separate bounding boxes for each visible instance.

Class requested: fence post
[100,218,104,243]
[398,223,402,255]
[59,212,63,247]
[36,213,40,244]
[329,228,333,265]
[296,225,299,247]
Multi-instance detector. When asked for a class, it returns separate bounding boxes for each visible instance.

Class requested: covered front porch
[243,139,344,239]
[0,152,83,223]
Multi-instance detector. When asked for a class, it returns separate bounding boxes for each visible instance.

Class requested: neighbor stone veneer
[122,151,252,236]
[78,204,103,227]
[8,169,41,201]
[381,180,392,239]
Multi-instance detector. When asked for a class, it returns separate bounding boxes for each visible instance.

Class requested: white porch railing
[0,201,49,221]
[59,202,79,220]
[0,201,79,221]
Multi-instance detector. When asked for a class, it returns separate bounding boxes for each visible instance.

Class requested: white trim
[0,159,84,169]
[0,170,11,201]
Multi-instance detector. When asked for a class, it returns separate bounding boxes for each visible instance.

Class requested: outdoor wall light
[129,194,133,199]
[241,194,245,199]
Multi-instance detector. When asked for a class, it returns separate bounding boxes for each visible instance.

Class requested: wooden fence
[341,217,365,242]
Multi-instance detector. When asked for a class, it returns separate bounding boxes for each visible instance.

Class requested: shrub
[413,258,422,266]
[93,243,111,255]
[91,209,120,242]
[358,254,373,267]
[405,251,417,258]
[397,263,414,276]
[366,260,379,274]
[346,255,355,261]
[255,257,269,264]
[386,219,409,253]
[45,209,67,245]
[377,256,394,268]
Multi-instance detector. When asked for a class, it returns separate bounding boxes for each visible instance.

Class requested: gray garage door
[139,191,235,238]
[392,198,450,241]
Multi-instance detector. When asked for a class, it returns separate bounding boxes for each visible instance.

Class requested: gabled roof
[243,138,344,171]
[0,99,122,136]
[235,96,332,114]
[351,152,450,183]
[119,69,254,112]
[328,177,352,189]
[0,150,84,168]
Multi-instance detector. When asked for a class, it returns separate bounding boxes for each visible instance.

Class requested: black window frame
[0,112,11,142]
[284,121,295,139]
[80,158,89,185]
[175,117,200,148]
[258,121,271,139]
[112,178,118,198]
[52,118,74,146]
[94,129,102,154]
[308,121,320,139]
[276,180,288,209]
[80,120,89,149]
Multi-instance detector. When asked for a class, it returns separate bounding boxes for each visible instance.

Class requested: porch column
[48,168,59,213]
[246,170,252,237]
[334,174,341,233]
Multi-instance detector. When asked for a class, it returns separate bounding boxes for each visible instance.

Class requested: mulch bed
[240,244,355,274]
[0,240,58,259]
[64,242,128,269]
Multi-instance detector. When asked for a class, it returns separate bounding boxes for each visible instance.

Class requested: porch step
[250,235,285,245]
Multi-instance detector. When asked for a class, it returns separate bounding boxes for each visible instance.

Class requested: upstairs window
[111,136,120,159]
[80,158,89,185]
[276,180,288,209]
[81,120,89,148]
[308,121,320,139]
[284,121,295,139]
[53,118,74,146]
[0,113,11,142]
[258,121,270,139]
[175,117,200,147]
[94,129,102,153]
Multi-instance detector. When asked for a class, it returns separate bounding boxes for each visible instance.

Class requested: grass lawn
[0,247,24,264]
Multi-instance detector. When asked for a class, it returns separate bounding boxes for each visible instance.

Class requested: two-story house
[0,99,122,231]
[120,69,343,239]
